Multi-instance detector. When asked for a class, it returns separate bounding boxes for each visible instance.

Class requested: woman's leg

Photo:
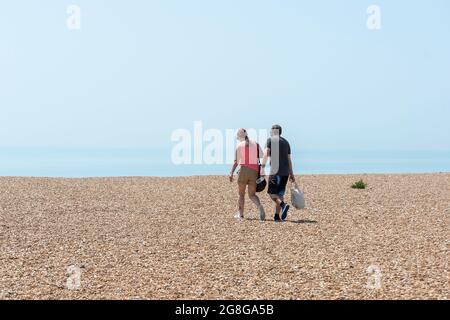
[238,182,246,217]
[249,182,265,220]
[247,183,261,208]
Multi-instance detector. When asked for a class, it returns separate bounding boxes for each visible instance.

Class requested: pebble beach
[1,174,449,299]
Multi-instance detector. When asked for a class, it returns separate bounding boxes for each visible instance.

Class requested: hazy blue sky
[1,0,449,151]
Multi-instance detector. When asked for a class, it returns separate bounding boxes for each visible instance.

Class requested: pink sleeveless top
[236,141,260,172]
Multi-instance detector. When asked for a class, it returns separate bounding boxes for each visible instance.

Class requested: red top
[236,141,260,172]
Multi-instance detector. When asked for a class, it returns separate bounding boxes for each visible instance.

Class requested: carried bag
[255,143,267,193]
[291,182,306,209]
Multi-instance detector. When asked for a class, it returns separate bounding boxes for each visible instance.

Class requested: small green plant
[351,179,367,189]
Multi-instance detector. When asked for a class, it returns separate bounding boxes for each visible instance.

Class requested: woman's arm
[257,143,264,159]
[230,161,238,182]
[230,149,239,182]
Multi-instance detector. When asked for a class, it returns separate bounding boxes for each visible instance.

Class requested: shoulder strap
[256,143,261,178]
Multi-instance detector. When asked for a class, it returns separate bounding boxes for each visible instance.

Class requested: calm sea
[0,148,449,177]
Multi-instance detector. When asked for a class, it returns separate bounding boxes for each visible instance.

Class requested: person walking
[261,124,295,221]
[230,128,266,221]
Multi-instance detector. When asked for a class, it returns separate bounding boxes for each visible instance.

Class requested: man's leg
[268,175,281,221]
[270,195,285,219]
[271,195,282,213]
[279,177,290,220]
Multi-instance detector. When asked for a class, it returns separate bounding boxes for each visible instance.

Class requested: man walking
[262,124,295,221]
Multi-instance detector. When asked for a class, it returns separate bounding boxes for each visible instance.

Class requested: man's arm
[261,147,270,176]
[288,154,295,182]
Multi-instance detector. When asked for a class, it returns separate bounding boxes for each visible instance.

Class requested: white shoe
[259,206,266,221]
[234,212,243,220]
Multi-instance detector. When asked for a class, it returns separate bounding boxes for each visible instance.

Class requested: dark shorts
[267,175,289,197]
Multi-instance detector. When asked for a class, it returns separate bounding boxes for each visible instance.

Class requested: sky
[1,0,449,153]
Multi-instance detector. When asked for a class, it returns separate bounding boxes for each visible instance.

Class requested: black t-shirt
[266,136,291,176]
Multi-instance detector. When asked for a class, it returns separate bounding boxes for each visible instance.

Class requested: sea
[0,148,449,177]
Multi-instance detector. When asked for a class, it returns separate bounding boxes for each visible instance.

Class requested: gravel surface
[1,174,449,299]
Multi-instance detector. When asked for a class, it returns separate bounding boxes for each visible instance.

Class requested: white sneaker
[234,212,243,220]
[259,206,266,221]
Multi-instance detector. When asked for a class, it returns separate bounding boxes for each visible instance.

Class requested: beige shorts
[238,166,258,187]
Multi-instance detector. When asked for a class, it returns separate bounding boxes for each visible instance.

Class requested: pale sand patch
[0,174,449,299]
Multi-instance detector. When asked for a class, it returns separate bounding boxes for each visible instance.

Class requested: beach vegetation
[351,179,367,189]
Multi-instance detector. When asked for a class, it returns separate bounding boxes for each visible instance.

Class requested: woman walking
[229,128,266,221]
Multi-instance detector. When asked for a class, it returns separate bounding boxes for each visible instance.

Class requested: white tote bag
[291,182,306,209]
